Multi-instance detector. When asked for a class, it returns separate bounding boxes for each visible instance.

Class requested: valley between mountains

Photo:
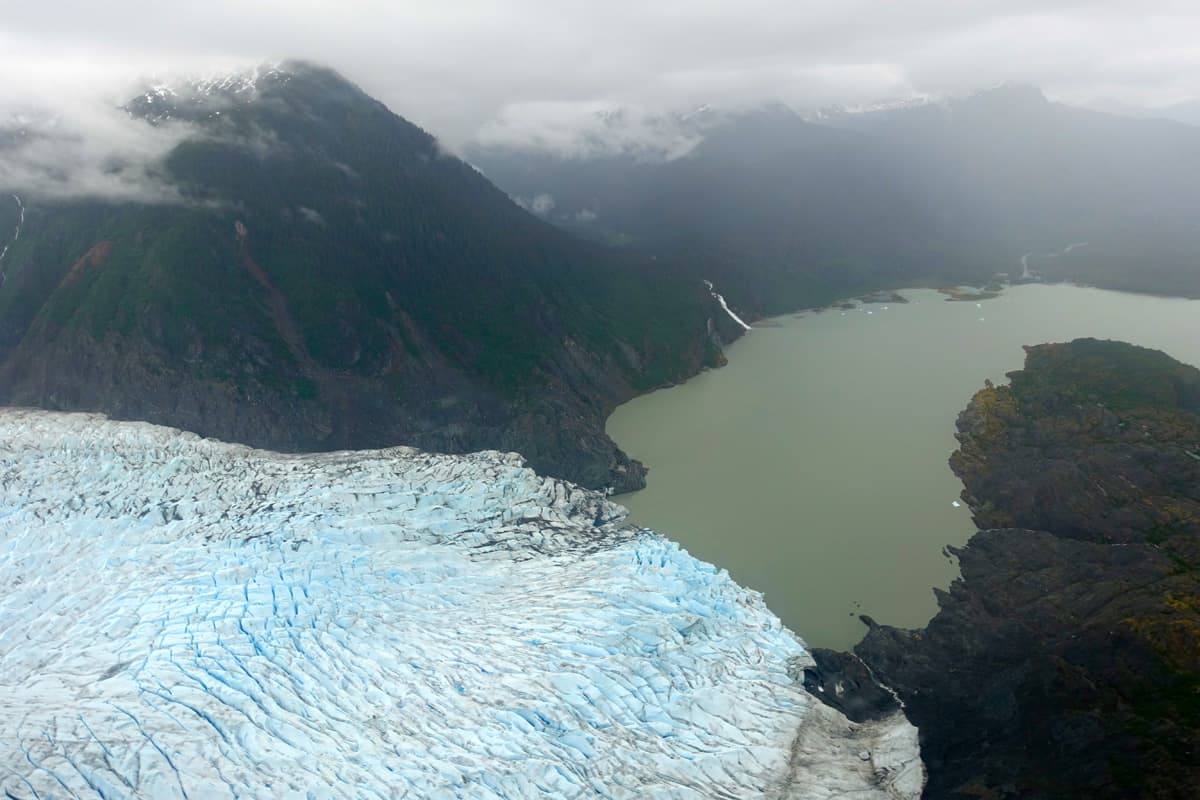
[3,60,1200,799]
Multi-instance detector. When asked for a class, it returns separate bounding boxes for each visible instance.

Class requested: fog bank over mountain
[3,2,1200,150]
[472,84,1200,310]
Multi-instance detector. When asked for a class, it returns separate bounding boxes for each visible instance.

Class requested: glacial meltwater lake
[608,284,1200,650]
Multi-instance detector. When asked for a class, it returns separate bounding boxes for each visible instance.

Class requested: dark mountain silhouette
[472,86,1200,311]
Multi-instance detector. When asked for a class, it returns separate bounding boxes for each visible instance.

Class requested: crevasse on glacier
[0,409,923,799]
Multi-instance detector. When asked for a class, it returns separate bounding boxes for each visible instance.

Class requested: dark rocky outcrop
[854,339,1200,799]
[950,338,1200,544]
[800,647,901,723]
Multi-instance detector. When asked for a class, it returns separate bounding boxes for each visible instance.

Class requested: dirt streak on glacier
[0,408,923,799]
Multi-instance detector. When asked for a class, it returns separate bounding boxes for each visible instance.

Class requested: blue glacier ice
[0,409,923,798]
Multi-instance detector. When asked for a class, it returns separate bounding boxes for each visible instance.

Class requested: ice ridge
[0,409,922,798]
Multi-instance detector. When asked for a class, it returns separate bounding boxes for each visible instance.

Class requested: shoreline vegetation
[809,284,1004,315]
[936,285,1004,301]
[809,275,1116,314]
[852,339,1200,799]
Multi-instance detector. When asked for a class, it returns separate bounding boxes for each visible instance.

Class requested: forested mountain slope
[0,63,736,490]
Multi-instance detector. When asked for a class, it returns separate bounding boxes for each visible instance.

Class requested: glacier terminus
[0,409,923,798]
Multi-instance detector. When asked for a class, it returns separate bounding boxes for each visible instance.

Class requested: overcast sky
[2,0,1199,148]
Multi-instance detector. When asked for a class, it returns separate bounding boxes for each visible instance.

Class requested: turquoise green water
[607,284,1200,649]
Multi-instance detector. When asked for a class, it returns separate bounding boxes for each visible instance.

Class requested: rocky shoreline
[816,339,1200,799]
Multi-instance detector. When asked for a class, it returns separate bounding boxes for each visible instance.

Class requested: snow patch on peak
[130,62,292,124]
[0,409,922,798]
[808,94,936,121]
[144,61,290,102]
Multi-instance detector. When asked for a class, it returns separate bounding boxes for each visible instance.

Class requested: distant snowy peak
[478,83,1060,160]
[144,61,291,101]
[808,94,936,121]
[805,85,1052,127]
[129,62,292,123]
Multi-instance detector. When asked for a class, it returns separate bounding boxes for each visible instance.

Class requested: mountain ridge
[0,62,738,491]
[471,85,1200,312]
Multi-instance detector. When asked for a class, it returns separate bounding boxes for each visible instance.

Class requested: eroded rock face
[950,338,1200,543]
[801,648,901,724]
[856,339,1200,800]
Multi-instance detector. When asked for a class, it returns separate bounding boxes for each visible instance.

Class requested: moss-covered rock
[858,339,1200,799]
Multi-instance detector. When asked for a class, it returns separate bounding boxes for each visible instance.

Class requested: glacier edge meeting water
[0,409,921,799]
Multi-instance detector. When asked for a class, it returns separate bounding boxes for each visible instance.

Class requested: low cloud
[530,193,554,215]
[0,37,274,204]
[0,43,204,204]
[0,110,193,204]
[297,205,326,225]
[477,102,705,160]
[514,193,556,215]
[2,2,1200,161]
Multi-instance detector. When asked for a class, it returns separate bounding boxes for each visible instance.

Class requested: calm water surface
[607,284,1200,649]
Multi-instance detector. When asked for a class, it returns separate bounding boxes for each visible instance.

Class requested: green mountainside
[0,63,734,490]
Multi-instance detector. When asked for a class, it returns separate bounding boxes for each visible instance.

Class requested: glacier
[0,409,922,798]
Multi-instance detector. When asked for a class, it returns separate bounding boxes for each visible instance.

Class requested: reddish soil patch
[60,241,115,288]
